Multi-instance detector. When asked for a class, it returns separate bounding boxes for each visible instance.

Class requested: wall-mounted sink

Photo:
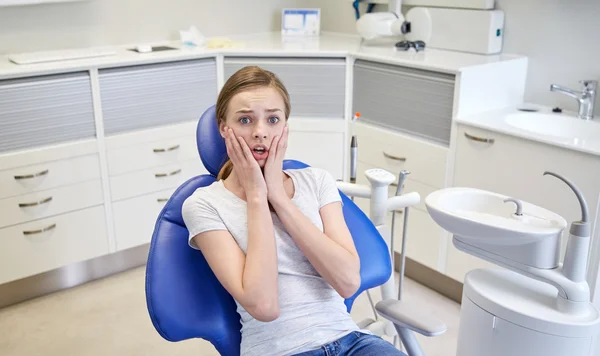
[504,112,600,142]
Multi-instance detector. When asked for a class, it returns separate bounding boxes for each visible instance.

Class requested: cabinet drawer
[106,134,199,176]
[99,59,217,135]
[224,57,346,118]
[0,72,96,153]
[113,188,176,251]
[0,205,109,284]
[0,154,101,200]
[110,158,207,202]
[0,179,104,229]
[355,122,448,188]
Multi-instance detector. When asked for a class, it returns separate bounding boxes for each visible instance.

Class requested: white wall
[307,0,600,114]
[0,0,307,54]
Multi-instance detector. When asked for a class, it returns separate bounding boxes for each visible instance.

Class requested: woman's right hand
[224,127,267,199]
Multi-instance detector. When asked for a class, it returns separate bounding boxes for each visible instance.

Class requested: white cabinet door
[351,122,449,272]
[450,123,600,283]
[285,119,345,180]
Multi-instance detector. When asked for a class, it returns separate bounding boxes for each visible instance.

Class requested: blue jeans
[292,331,405,356]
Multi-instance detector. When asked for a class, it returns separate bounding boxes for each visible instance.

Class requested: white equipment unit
[425,171,600,356]
[355,1,505,54]
[402,0,494,8]
[353,0,494,9]
[404,7,505,54]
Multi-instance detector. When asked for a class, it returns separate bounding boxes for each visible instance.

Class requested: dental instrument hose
[350,135,357,188]
[390,170,410,352]
[350,112,360,200]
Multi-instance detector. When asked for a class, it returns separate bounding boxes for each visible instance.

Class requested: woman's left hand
[264,124,289,205]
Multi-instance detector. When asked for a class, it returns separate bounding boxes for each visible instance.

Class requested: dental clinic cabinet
[0,34,556,290]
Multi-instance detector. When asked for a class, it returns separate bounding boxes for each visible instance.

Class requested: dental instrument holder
[337,171,426,334]
[344,125,444,353]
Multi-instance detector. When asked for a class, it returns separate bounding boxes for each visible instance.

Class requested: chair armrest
[375,299,447,337]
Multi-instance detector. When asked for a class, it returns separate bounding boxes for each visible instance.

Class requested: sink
[425,187,566,243]
[425,187,567,269]
[504,112,600,142]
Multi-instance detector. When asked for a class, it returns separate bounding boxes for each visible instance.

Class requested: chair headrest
[197,105,228,177]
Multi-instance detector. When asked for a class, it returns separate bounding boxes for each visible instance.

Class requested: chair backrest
[145,105,392,356]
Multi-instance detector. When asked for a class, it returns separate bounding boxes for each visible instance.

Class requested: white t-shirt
[181,166,361,356]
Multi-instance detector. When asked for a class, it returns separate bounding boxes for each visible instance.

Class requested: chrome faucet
[550,80,597,120]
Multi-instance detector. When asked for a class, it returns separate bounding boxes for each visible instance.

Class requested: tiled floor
[0,267,460,356]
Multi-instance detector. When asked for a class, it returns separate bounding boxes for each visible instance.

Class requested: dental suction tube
[543,171,589,223]
[543,171,590,284]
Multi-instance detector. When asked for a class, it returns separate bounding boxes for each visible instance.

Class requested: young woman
[182,66,404,356]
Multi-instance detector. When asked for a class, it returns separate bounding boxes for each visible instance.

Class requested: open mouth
[252,145,268,160]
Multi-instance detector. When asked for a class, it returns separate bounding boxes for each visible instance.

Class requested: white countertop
[3,31,594,157]
[456,105,600,157]
[0,31,526,80]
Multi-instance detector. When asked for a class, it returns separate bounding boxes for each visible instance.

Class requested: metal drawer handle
[153,144,180,153]
[14,169,49,180]
[157,198,169,203]
[383,152,407,162]
[19,196,53,208]
[464,132,495,144]
[23,223,56,235]
[155,169,182,178]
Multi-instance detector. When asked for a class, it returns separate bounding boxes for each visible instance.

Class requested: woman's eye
[239,117,250,124]
[268,116,279,124]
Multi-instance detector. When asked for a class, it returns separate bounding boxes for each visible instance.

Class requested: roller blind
[224,57,346,118]
[0,72,96,153]
[99,58,217,135]
[353,59,455,146]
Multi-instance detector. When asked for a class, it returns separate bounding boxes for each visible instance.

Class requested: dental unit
[425,171,600,355]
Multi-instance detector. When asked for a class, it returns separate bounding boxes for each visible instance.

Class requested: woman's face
[220,86,287,168]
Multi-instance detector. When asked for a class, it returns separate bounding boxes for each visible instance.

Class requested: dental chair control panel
[426,171,600,356]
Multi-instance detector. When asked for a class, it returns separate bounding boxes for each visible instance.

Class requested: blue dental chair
[144,105,420,355]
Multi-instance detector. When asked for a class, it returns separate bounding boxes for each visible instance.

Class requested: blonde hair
[216,66,291,181]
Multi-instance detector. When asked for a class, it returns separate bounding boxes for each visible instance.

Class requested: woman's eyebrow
[234,108,282,114]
